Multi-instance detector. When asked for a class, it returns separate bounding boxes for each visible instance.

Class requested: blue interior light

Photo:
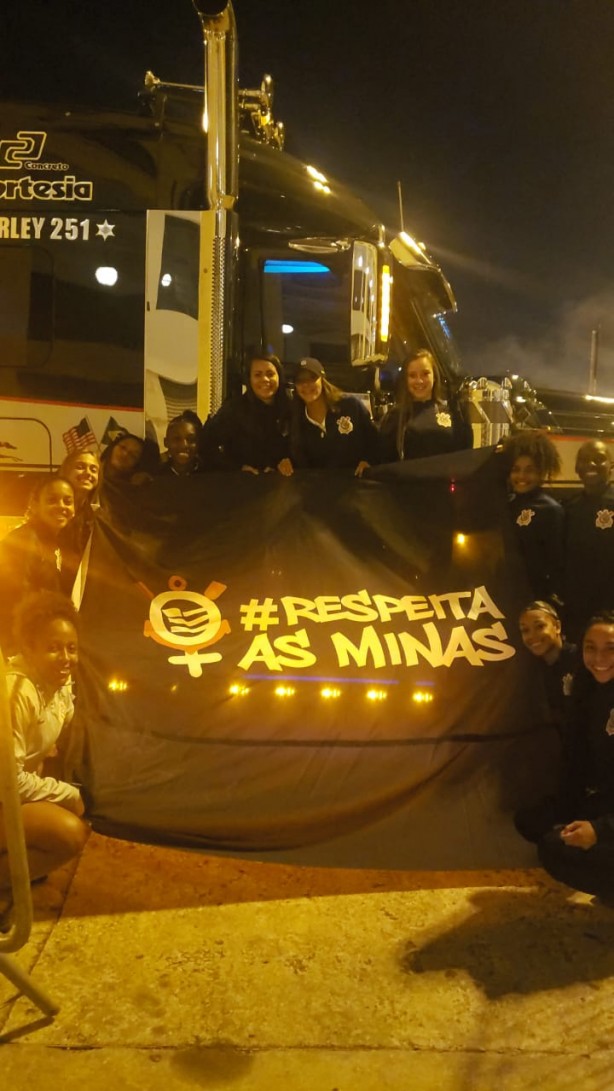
[263,260,331,275]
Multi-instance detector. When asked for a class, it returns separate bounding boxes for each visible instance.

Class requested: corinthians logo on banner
[0,129,93,201]
[142,576,231,679]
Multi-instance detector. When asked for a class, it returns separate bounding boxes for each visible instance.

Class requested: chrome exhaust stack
[192,0,239,417]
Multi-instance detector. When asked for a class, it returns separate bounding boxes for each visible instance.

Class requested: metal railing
[0,650,59,1016]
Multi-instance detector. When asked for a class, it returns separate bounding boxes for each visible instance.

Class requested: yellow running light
[275,684,296,698]
[229,683,250,697]
[108,679,128,693]
[412,690,434,705]
[379,264,391,342]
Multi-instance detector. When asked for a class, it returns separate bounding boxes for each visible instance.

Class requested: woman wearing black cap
[289,358,379,476]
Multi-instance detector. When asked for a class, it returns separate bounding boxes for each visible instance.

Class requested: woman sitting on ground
[0,476,75,653]
[289,357,379,477]
[379,349,472,463]
[0,592,89,890]
[201,354,293,475]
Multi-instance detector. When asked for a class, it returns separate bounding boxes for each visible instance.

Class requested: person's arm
[585,814,614,845]
[200,401,244,469]
[377,408,401,463]
[542,499,565,602]
[560,820,598,848]
[9,682,83,813]
[355,399,381,468]
[450,398,473,450]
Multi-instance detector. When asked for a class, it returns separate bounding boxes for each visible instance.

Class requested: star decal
[96,220,116,241]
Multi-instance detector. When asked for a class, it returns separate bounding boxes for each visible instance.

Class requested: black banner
[75,451,557,868]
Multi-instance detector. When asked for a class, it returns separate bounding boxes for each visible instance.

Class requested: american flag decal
[62,417,97,453]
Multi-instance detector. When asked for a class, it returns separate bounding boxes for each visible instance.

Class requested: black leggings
[538,829,614,897]
[515,794,614,897]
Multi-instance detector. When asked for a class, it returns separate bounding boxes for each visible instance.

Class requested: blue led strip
[263,260,331,274]
[244,674,400,684]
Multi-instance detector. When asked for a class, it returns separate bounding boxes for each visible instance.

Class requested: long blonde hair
[394,350,444,458]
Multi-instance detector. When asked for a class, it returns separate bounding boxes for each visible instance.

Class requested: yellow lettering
[339,590,379,623]
[330,625,386,669]
[398,622,443,667]
[314,596,345,622]
[372,595,404,623]
[441,625,483,667]
[237,635,283,672]
[272,629,316,669]
[473,621,516,661]
[280,596,319,626]
[467,585,504,621]
[429,591,471,620]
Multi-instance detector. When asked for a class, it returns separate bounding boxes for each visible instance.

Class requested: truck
[0,0,609,522]
[0,0,471,527]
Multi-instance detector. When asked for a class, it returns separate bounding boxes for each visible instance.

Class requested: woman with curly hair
[0,475,75,653]
[501,429,564,602]
[379,349,472,463]
[0,591,89,890]
[289,357,379,477]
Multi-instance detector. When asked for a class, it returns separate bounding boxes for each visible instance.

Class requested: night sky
[4,0,614,393]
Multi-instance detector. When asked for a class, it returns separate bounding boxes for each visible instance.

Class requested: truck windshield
[257,254,351,384]
[390,264,464,386]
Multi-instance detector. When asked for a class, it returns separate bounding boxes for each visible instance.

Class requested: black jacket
[201,390,291,471]
[379,398,472,462]
[290,395,379,469]
[509,487,564,601]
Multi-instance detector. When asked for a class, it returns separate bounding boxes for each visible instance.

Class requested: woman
[99,433,146,484]
[59,450,100,592]
[517,612,614,900]
[379,349,472,462]
[0,476,75,653]
[290,357,378,476]
[0,591,89,892]
[201,354,293,475]
[156,411,203,477]
[502,430,564,602]
[518,600,576,730]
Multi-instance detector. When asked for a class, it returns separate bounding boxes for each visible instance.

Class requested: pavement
[1,832,614,1090]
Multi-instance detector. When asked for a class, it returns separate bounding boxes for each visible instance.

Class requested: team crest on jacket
[562,673,573,697]
[435,411,452,428]
[606,709,614,736]
[516,508,535,527]
[595,509,614,530]
[337,416,354,435]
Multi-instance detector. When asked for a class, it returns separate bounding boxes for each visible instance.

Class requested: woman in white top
[0,592,89,889]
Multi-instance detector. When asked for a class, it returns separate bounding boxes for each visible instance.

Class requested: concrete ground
[1,833,613,1090]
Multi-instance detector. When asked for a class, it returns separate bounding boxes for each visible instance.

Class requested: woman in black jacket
[517,611,614,900]
[289,357,378,476]
[379,349,472,463]
[201,355,293,475]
